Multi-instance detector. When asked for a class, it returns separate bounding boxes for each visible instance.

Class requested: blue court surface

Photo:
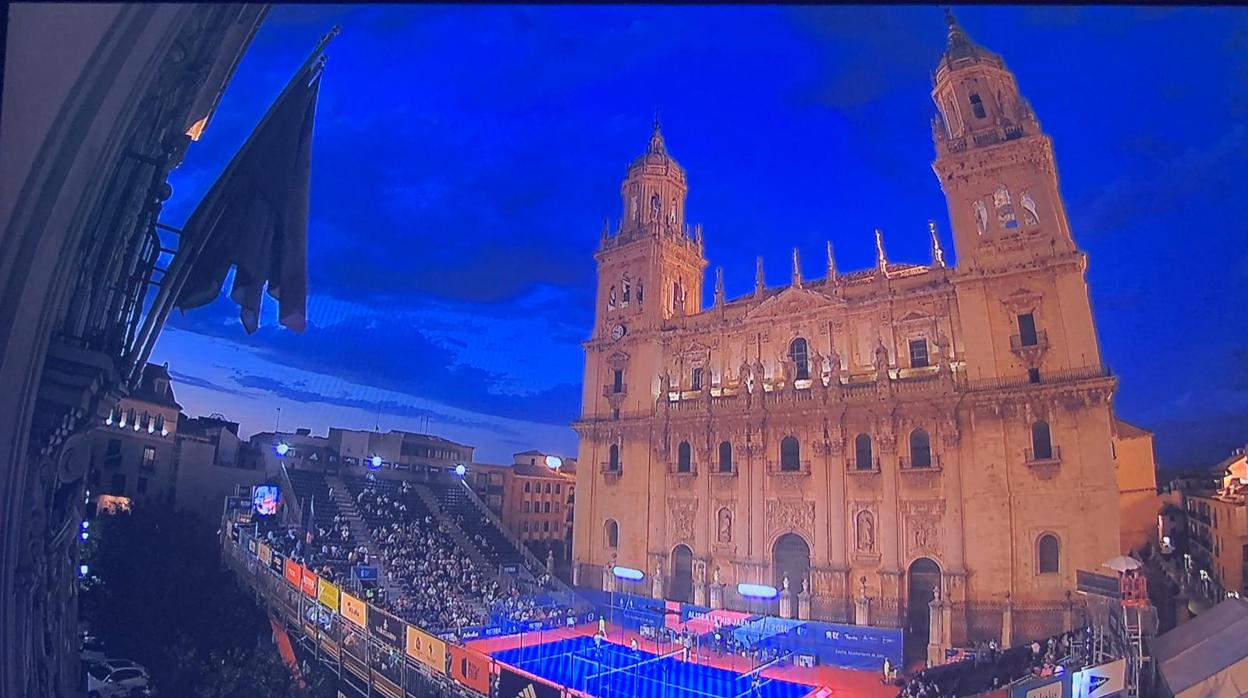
[491,636,814,698]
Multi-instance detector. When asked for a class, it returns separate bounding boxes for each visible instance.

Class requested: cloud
[167,370,250,397]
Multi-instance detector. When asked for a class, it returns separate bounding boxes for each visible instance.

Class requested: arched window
[909,428,932,468]
[1037,534,1060,574]
[718,441,733,473]
[780,436,801,472]
[1031,421,1053,460]
[608,444,620,472]
[622,275,631,305]
[855,433,873,471]
[789,338,810,381]
[969,92,987,119]
[608,286,616,310]
[691,367,704,392]
[605,520,619,549]
[677,441,692,473]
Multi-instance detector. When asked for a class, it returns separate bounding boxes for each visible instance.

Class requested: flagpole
[128,25,340,385]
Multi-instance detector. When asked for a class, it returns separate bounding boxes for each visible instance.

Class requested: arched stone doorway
[773,533,811,595]
[670,545,694,603]
[906,557,942,661]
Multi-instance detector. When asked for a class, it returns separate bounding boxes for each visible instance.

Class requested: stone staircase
[325,473,396,599]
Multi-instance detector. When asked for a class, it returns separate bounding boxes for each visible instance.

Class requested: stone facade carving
[669,498,698,542]
[856,509,876,553]
[766,499,815,539]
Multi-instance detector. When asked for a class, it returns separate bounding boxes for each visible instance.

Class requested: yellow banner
[341,591,367,628]
[257,542,272,567]
[405,624,447,673]
[317,578,340,612]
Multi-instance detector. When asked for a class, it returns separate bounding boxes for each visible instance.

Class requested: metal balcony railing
[1025,445,1062,464]
[848,458,880,473]
[899,455,942,470]
[602,384,628,397]
[1010,330,1049,350]
[767,460,811,475]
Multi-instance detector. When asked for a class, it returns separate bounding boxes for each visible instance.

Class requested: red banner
[301,568,318,598]
[284,559,302,587]
[449,645,491,695]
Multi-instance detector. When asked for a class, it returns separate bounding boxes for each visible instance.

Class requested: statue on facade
[752,359,766,392]
[713,566,721,586]
[810,349,826,387]
[827,346,842,385]
[738,359,751,391]
[873,339,890,381]
[802,577,810,595]
[717,508,732,543]
[659,371,672,396]
[856,510,876,553]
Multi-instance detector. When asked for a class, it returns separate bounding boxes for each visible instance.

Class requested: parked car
[86,663,149,698]
[101,659,149,679]
[80,636,107,664]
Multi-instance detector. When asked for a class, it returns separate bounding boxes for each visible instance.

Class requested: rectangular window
[612,409,620,420]
[555,485,561,495]
[908,339,929,368]
[137,477,149,494]
[613,369,623,393]
[141,446,156,471]
[110,474,126,496]
[105,438,122,469]
[544,501,551,513]
[545,482,552,494]
[524,482,531,493]
[543,521,550,533]
[691,367,703,392]
[1017,313,1038,347]
[523,501,531,513]
[1028,368,1041,384]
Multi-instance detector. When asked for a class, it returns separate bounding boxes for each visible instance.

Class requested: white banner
[1073,658,1126,698]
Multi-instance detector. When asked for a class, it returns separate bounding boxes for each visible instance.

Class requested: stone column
[780,584,793,619]
[879,436,901,575]
[827,437,848,572]
[572,561,581,586]
[941,431,967,575]
[1001,593,1013,648]
[694,581,706,607]
[710,583,723,610]
[652,571,664,600]
[855,577,872,625]
[927,590,946,668]
[798,581,812,621]
[1062,590,1074,633]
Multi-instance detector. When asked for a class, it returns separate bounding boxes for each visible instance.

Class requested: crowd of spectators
[258,522,357,585]
[900,629,1086,698]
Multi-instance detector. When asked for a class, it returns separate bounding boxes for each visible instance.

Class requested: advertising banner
[405,625,447,673]
[300,568,318,598]
[317,578,340,612]
[257,542,272,567]
[1073,659,1126,698]
[270,550,286,575]
[367,605,404,650]
[341,591,367,629]
[449,645,491,695]
[498,665,560,698]
[1011,674,1073,698]
[284,559,302,588]
[246,537,257,556]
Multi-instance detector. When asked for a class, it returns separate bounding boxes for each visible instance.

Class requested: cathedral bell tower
[931,10,1078,271]
[592,118,707,341]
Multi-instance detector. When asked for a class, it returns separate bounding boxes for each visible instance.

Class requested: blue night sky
[152,5,1248,469]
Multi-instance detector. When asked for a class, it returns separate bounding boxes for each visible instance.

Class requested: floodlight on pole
[455,464,466,477]
[545,455,562,470]
[612,566,645,582]
[737,583,779,600]
[369,455,383,469]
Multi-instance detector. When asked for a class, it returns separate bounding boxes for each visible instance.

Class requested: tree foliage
[80,504,334,697]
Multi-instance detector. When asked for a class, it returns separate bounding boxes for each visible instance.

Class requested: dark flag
[175,29,335,334]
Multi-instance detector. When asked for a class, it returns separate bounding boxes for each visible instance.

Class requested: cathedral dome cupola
[937,8,1005,77]
[628,116,685,180]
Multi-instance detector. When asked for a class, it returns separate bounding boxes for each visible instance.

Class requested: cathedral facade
[572,15,1119,652]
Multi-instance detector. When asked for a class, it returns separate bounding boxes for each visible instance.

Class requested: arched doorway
[773,533,811,596]
[906,557,942,662]
[670,545,694,603]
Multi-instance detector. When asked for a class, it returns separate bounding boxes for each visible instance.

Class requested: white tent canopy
[1154,597,1248,697]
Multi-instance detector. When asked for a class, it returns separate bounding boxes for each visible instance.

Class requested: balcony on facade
[599,462,622,484]
[766,460,811,476]
[899,455,942,472]
[1010,330,1050,351]
[847,457,881,474]
[602,384,628,398]
[1024,446,1062,466]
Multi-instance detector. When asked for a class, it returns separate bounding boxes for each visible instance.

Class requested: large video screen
[252,485,280,517]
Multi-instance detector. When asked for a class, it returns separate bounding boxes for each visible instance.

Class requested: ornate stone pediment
[766,498,815,539]
[744,286,837,322]
[897,309,933,324]
[999,287,1042,313]
[669,498,698,542]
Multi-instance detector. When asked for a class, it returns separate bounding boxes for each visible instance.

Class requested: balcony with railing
[766,460,811,476]
[961,365,1110,394]
[899,455,943,472]
[602,383,628,398]
[599,462,622,484]
[847,457,881,474]
[1010,330,1049,351]
[1025,445,1062,466]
